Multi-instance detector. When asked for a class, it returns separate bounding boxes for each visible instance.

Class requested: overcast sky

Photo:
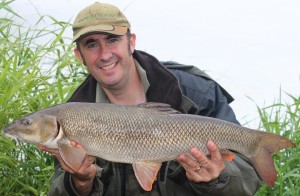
[11,0,300,127]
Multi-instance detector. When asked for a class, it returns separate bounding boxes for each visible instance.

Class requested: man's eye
[107,37,119,43]
[87,42,97,48]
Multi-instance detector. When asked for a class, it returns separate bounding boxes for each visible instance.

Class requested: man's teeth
[102,63,116,70]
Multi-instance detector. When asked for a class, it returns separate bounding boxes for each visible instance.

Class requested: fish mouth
[3,125,21,144]
[3,124,13,137]
[3,132,19,143]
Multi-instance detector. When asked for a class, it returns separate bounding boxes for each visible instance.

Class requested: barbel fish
[2,102,295,191]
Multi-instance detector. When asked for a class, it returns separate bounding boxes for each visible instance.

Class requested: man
[39,2,262,195]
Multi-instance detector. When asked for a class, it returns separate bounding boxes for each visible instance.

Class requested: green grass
[0,0,87,195]
[255,93,300,196]
[0,0,299,195]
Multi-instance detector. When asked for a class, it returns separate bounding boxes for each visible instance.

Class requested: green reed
[255,93,300,196]
[0,0,86,195]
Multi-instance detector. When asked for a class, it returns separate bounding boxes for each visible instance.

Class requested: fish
[2,102,295,191]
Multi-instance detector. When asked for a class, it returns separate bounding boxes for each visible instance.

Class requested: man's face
[74,33,136,89]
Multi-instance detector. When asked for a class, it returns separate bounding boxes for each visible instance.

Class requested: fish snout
[2,117,30,135]
[2,122,20,142]
[2,122,15,135]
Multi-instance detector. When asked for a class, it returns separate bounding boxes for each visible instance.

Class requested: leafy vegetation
[0,0,299,195]
[255,93,300,196]
[0,0,86,195]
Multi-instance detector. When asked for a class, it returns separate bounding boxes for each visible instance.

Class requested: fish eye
[21,118,32,126]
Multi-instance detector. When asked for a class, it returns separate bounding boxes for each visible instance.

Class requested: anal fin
[132,161,162,191]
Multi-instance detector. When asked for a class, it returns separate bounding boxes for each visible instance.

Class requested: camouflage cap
[72,2,130,42]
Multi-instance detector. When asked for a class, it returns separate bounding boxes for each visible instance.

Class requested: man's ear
[74,48,83,62]
[129,34,136,53]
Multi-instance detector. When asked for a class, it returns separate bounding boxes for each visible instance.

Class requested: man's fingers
[177,154,199,171]
[70,140,83,148]
[207,140,222,161]
[38,145,59,155]
[186,168,212,183]
[86,155,96,164]
[177,142,225,183]
[190,147,209,168]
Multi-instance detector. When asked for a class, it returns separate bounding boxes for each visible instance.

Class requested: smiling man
[74,33,145,105]
[41,2,262,196]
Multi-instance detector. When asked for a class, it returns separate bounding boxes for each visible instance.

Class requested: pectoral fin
[57,137,87,170]
[132,161,162,191]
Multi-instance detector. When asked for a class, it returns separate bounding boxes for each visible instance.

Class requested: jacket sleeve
[196,80,240,125]
[48,158,104,196]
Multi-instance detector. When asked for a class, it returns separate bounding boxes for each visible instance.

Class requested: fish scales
[3,102,295,189]
[57,103,260,163]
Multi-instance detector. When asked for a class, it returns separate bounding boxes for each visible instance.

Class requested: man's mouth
[101,63,117,70]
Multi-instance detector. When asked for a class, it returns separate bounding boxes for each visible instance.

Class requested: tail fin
[251,133,295,187]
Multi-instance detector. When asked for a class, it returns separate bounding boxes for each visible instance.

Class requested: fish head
[3,114,59,146]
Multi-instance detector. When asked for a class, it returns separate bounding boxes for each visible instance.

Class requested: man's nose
[98,43,113,61]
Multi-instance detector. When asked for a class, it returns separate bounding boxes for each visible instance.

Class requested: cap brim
[73,25,128,42]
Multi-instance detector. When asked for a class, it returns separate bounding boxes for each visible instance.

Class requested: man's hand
[38,141,96,196]
[176,140,225,183]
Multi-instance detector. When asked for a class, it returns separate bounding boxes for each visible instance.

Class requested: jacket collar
[133,50,185,112]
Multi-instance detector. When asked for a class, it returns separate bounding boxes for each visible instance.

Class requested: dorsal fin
[136,102,181,114]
